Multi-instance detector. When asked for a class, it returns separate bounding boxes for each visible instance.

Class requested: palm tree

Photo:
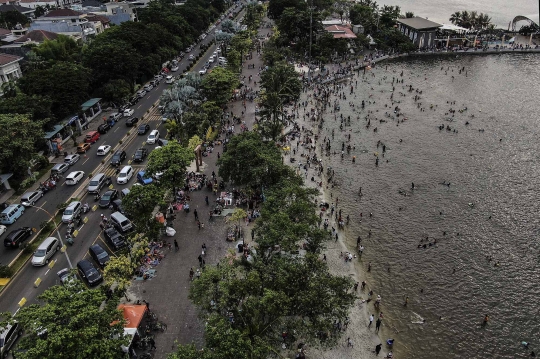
[461,10,471,29]
[449,11,462,26]
[470,11,478,29]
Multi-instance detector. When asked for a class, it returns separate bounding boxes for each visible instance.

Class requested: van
[87,173,106,194]
[0,204,25,225]
[31,236,60,266]
[110,211,133,233]
[20,190,44,207]
[146,130,159,144]
[62,201,82,223]
[116,166,133,185]
[84,131,100,144]
[0,322,23,357]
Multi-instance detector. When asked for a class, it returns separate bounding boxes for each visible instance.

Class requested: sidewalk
[127,21,274,359]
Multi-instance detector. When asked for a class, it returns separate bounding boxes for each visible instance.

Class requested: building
[30,8,97,40]
[0,53,22,85]
[0,3,34,18]
[396,17,442,48]
[14,29,58,43]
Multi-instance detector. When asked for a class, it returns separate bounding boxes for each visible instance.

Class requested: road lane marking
[83,157,90,165]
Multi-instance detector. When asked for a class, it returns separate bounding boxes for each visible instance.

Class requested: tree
[103,254,135,299]
[145,142,194,192]
[0,93,54,129]
[2,283,128,359]
[32,35,81,63]
[18,62,92,120]
[201,67,239,106]
[349,4,376,32]
[122,184,164,230]
[449,11,462,26]
[97,79,132,104]
[267,0,306,19]
[405,11,414,18]
[217,132,292,190]
[34,5,46,17]
[378,5,400,29]
[0,114,44,175]
[0,11,28,29]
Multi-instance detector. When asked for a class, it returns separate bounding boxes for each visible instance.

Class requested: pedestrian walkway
[127,19,274,359]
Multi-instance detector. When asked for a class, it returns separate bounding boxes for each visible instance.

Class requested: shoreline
[281,100,390,358]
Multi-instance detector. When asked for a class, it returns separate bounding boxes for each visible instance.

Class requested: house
[0,3,34,18]
[14,29,58,43]
[0,53,22,86]
[324,24,357,39]
[18,0,57,10]
[30,8,97,40]
[396,17,442,48]
[86,13,110,34]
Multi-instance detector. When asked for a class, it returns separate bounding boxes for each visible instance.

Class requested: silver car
[21,190,44,206]
[62,201,82,223]
[64,154,80,166]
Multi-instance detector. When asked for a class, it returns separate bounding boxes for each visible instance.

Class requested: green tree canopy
[2,283,128,359]
[0,114,44,174]
[18,62,91,120]
[145,141,195,191]
[31,35,81,64]
[0,93,54,128]
[0,11,28,29]
[201,67,239,106]
[267,0,306,19]
[122,183,165,230]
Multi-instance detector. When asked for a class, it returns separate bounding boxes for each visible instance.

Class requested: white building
[0,53,22,86]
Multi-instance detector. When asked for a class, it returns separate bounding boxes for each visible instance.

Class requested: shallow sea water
[319,53,540,358]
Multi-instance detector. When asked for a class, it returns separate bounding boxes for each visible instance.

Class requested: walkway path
[128,20,273,359]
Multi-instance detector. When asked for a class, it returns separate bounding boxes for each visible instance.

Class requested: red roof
[44,9,83,17]
[324,25,357,39]
[117,304,147,329]
[15,30,58,43]
[0,53,22,66]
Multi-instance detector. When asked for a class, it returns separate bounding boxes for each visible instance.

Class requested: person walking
[375,343,382,355]
[174,239,179,251]
[347,337,353,348]
[189,267,194,281]
[205,196,209,205]
[375,318,382,332]
[194,209,198,221]
[368,314,374,328]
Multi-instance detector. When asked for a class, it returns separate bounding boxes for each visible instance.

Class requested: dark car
[110,150,127,167]
[151,79,159,87]
[126,117,139,127]
[97,123,110,134]
[133,148,148,163]
[157,138,169,146]
[110,199,125,214]
[138,124,150,135]
[4,227,32,248]
[98,189,118,208]
[77,259,102,286]
[130,96,139,105]
[103,227,126,251]
[89,244,110,268]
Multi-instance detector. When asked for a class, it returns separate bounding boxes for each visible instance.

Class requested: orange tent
[118,304,147,329]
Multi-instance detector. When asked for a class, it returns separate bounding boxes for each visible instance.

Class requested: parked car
[110,150,127,167]
[84,131,100,144]
[97,145,112,156]
[171,66,179,72]
[89,244,110,268]
[130,96,140,105]
[62,201,82,223]
[137,171,153,185]
[97,123,110,134]
[0,322,23,358]
[136,90,147,99]
[20,190,44,207]
[199,68,207,75]
[123,108,134,117]
[150,79,159,87]
[126,117,139,127]
[76,143,91,154]
[166,75,174,84]
[133,148,148,163]
[110,199,125,214]
[138,124,150,135]
[189,54,195,61]
[64,154,80,166]
[57,268,78,286]
[108,113,122,122]
[143,84,153,92]
[104,227,126,251]
[99,189,118,208]
[77,259,103,286]
[65,171,85,185]
[51,163,69,174]
[4,227,32,248]
[154,74,163,81]
[157,138,169,146]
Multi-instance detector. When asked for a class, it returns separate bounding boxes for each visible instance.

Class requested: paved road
[0,4,244,316]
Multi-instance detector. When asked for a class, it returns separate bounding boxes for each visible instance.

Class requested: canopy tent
[439,24,468,33]
[117,304,147,352]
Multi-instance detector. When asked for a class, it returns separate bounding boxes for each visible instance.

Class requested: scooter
[66,234,74,245]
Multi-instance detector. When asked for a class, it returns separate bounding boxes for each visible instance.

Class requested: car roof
[77,259,93,269]
[66,172,81,178]
[52,163,67,169]
[90,244,105,253]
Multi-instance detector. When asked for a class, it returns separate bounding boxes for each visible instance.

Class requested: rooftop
[15,29,58,43]
[324,24,357,39]
[0,53,22,66]
[397,17,442,30]
[0,3,33,13]
[44,9,84,17]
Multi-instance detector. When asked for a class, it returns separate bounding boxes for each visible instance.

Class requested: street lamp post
[29,205,73,269]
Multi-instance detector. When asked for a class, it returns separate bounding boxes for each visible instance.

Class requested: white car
[97,145,112,156]
[0,225,6,236]
[65,171,85,185]
[199,68,207,75]
[64,154,80,166]
[189,54,195,61]
[171,66,179,72]
[212,51,217,57]
[208,56,215,63]
[123,108,134,117]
